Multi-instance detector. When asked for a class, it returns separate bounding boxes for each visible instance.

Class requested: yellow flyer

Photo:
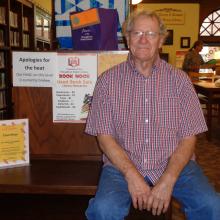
[0,119,29,168]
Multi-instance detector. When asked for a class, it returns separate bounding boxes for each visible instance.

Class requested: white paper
[13,51,57,87]
[0,118,29,168]
[53,53,97,123]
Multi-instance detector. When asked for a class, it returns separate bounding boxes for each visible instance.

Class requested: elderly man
[85,10,220,220]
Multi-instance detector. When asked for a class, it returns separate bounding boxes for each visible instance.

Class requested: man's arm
[97,134,151,210]
[147,135,196,215]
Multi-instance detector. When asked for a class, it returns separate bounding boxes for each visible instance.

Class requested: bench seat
[0,159,171,220]
[0,159,102,195]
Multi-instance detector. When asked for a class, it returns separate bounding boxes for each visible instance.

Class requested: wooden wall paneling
[12,87,101,160]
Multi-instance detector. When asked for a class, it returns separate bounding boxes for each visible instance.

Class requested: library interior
[0,1,220,220]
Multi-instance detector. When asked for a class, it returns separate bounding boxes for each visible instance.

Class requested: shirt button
[145,99,148,102]
[146,139,149,143]
[145,119,149,123]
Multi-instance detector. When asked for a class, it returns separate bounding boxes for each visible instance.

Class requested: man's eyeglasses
[130,31,159,39]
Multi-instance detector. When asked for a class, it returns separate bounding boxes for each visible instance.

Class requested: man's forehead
[134,15,158,24]
[133,16,160,28]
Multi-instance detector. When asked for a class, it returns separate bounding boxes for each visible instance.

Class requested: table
[193,81,220,141]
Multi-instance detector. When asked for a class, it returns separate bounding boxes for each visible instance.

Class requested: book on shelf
[0,29,4,46]
[9,11,18,28]
[0,7,6,25]
[0,72,5,88]
[0,52,5,68]
[23,33,29,48]
[43,18,50,40]
[22,17,29,31]
[10,31,19,47]
[36,15,43,38]
[0,90,6,108]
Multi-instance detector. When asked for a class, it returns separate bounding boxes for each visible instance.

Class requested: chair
[199,94,220,124]
[189,72,220,140]
[188,72,213,105]
[189,72,220,137]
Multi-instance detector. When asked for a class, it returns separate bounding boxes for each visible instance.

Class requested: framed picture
[164,30,173,45]
[159,53,169,62]
[181,37,190,48]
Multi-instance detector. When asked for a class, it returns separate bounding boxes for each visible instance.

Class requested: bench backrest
[13,87,102,161]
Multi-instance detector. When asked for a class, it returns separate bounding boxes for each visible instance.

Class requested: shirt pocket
[113,101,131,130]
[155,97,180,129]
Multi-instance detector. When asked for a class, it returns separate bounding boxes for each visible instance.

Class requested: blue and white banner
[54,0,129,48]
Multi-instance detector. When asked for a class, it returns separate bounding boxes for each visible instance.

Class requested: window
[200,10,220,36]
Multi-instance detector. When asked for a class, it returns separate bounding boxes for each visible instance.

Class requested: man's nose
[139,34,149,42]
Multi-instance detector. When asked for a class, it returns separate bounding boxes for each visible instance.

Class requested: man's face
[127,15,164,64]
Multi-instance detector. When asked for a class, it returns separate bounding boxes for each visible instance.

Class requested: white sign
[13,51,57,87]
[53,53,97,123]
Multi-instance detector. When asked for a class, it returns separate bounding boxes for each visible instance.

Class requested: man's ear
[159,36,166,48]
[126,35,130,48]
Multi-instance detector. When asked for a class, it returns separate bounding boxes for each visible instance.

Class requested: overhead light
[131,0,143,5]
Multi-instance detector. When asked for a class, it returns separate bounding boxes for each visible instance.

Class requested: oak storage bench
[0,87,172,219]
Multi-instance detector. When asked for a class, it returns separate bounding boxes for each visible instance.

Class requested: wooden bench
[3,87,172,219]
[0,159,172,220]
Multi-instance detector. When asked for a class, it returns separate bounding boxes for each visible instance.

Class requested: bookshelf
[0,0,10,119]
[35,7,51,51]
[9,0,35,50]
[0,0,51,120]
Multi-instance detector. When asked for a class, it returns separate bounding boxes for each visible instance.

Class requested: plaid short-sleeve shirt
[85,53,207,184]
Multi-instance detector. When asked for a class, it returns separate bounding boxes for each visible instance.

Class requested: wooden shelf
[35,7,51,51]
[0,0,42,120]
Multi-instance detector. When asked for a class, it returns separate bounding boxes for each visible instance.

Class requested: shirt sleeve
[85,72,115,137]
[178,76,208,138]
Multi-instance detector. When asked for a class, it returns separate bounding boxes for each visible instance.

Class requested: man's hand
[145,135,196,215]
[126,170,151,211]
[146,178,173,215]
[97,134,153,211]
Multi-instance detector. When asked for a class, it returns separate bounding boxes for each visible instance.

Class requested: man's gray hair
[123,10,168,37]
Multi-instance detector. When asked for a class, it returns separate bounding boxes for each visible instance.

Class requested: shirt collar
[127,52,161,76]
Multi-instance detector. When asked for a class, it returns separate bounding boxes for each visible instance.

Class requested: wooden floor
[172,114,220,220]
